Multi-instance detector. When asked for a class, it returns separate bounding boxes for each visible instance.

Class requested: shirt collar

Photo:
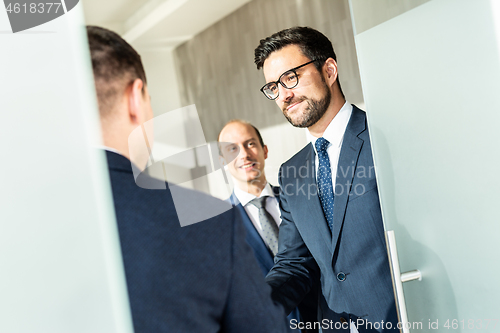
[307,101,353,154]
[96,145,122,155]
[233,183,275,206]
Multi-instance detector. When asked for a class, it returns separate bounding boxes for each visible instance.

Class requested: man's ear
[263,145,268,159]
[127,78,145,125]
[323,58,338,85]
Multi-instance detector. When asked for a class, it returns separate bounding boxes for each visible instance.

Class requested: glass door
[349,0,500,331]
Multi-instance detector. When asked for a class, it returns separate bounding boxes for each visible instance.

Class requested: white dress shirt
[306,101,353,194]
[233,183,281,245]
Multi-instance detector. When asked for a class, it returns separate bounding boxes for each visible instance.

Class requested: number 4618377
[6,3,62,14]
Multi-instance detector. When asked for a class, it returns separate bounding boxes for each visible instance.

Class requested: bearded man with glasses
[254,27,398,333]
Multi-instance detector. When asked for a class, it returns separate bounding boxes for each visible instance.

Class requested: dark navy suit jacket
[229,187,319,333]
[105,151,289,333]
[266,107,398,332]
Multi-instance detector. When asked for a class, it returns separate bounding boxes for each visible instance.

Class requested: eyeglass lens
[263,70,298,99]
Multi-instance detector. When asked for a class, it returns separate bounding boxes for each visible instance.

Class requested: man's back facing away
[106,151,288,333]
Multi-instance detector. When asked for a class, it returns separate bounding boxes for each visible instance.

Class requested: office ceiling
[82,0,252,50]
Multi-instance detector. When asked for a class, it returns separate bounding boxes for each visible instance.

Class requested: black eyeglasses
[260,60,318,100]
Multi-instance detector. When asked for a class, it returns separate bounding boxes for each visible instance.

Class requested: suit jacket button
[337,272,346,281]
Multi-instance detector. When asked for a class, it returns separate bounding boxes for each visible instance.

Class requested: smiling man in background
[218,120,318,333]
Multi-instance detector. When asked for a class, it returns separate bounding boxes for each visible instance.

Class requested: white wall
[140,48,182,116]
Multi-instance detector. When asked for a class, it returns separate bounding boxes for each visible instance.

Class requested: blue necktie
[315,137,334,232]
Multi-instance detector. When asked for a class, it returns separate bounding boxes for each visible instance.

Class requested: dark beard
[283,81,332,128]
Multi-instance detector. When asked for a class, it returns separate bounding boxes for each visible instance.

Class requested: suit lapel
[230,193,274,273]
[331,106,365,249]
[300,145,333,247]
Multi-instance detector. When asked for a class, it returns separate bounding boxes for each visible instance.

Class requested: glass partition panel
[1,4,133,333]
[350,0,500,330]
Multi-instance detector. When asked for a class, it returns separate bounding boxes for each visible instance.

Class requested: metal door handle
[386,230,422,333]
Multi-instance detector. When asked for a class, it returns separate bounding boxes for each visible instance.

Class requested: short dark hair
[254,27,337,71]
[86,26,147,116]
[217,120,265,156]
[254,26,343,96]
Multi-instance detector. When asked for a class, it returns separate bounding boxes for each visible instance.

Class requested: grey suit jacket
[266,106,397,332]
